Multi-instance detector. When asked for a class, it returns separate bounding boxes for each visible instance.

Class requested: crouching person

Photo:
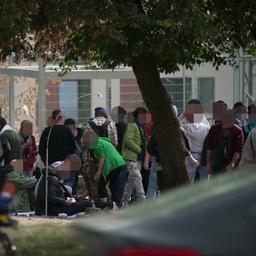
[7,160,37,212]
[35,154,92,216]
[83,131,126,208]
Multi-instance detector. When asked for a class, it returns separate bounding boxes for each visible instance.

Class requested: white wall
[195,63,234,108]
[111,79,120,109]
[91,79,106,117]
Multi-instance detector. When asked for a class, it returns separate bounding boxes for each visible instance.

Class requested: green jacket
[122,123,142,161]
[93,138,125,179]
[7,171,37,211]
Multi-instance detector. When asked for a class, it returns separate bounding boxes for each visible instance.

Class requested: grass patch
[0,222,87,256]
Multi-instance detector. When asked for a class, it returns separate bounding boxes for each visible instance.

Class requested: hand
[190,156,200,167]
[26,138,32,146]
[65,198,73,207]
[191,158,200,167]
[143,161,150,170]
[206,163,213,175]
[94,171,101,182]
[225,164,234,172]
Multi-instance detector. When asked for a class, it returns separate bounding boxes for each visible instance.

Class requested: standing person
[144,104,178,198]
[122,113,146,206]
[239,128,256,168]
[242,104,256,141]
[64,118,83,194]
[206,110,244,175]
[19,120,37,177]
[133,107,148,194]
[39,109,76,166]
[83,131,126,208]
[84,107,118,146]
[212,100,228,124]
[111,106,127,154]
[180,100,210,182]
[111,106,128,204]
[179,99,210,126]
[81,107,118,207]
[0,117,21,166]
[233,101,247,126]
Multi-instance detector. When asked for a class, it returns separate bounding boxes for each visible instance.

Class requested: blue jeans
[23,170,33,177]
[185,153,207,183]
[64,171,76,189]
[146,157,159,199]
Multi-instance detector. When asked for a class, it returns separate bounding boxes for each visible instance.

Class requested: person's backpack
[88,120,111,138]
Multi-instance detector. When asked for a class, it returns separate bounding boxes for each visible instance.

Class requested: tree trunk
[132,53,189,188]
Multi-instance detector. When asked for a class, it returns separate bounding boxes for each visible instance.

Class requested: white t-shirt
[239,128,256,168]
[181,122,210,153]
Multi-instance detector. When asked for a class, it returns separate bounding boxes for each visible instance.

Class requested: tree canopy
[1,1,256,68]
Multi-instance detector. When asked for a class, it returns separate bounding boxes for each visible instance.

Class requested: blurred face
[184,104,203,123]
[67,124,78,137]
[138,112,148,125]
[111,107,126,123]
[47,117,53,126]
[83,131,99,149]
[235,105,247,121]
[213,102,226,121]
[221,111,234,128]
[56,161,71,180]
[21,121,33,137]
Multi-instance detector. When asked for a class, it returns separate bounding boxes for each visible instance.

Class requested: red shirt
[22,135,37,171]
[207,123,244,164]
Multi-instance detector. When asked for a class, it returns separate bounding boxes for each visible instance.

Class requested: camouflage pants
[122,161,146,202]
[80,162,99,203]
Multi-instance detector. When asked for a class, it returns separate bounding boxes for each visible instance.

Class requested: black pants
[141,165,150,194]
[65,200,92,216]
[107,167,122,205]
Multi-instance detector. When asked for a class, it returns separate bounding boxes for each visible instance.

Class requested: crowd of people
[0,99,255,217]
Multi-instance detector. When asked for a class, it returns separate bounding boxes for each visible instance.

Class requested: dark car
[75,167,256,256]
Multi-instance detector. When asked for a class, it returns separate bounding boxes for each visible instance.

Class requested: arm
[32,136,38,156]
[124,125,141,154]
[48,177,67,206]
[0,142,11,162]
[143,149,151,170]
[225,152,240,171]
[206,150,213,174]
[108,122,118,146]
[226,128,244,171]
[38,128,49,163]
[187,152,200,167]
[94,157,105,181]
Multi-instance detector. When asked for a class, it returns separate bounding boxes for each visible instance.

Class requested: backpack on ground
[88,120,111,138]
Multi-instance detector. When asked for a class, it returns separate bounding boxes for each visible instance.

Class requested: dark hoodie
[35,167,71,216]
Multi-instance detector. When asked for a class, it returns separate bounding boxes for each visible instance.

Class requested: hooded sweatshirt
[91,137,125,179]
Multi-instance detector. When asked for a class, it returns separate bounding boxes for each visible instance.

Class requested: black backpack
[88,120,111,138]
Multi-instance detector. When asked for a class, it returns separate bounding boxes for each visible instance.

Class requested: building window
[197,77,215,113]
[59,80,91,126]
[162,77,192,113]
